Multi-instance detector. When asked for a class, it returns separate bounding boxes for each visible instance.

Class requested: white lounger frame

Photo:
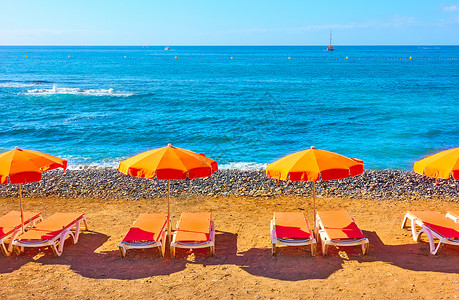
[402,212,459,255]
[118,220,169,258]
[270,218,317,256]
[316,215,369,256]
[170,219,215,258]
[0,213,43,257]
[446,212,458,223]
[12,215,88,257]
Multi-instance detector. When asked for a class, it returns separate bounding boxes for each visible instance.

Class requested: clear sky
[1,0,458,45]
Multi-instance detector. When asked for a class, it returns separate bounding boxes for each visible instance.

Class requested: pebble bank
[0,168,457,202]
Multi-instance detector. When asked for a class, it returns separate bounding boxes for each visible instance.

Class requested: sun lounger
[401,211,459,255]
[119,213,169,258]
[316,210,369,256]
[446,210,459,223]
[270,212,316,256]
[0,211,43,256]
[12,212,87,257]
[170,212,215,258]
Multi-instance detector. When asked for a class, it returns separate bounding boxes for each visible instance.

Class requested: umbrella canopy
[0,147,67,232]
[118,144,218,241]
[266,146,364,231]
[266,146,363,181]
[0,147,67,184]
[414,147,459,180]
[119,144,217,180]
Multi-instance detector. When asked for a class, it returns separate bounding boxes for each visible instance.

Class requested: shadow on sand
[2,229,457,281]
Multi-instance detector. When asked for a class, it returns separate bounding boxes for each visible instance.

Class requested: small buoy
[68,55,71,58]
[409,56,412,60]
[346,56,349,60]
[288,57,291,60]
[231,57,233,59]
[25,55,28,58]
[175,56,177,59]
[124,56,127,59]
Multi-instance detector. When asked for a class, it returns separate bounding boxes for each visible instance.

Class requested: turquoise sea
[0,46,458,170]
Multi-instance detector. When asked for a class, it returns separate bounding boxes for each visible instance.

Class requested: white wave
[65,161,267,171]
[22,84,133,97]
[219,162,267,171]
[0,82,35,88]
[66,160,120,170]
[66,163,119,170]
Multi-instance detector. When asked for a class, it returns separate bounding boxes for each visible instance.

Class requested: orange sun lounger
[12,212,88,257]
[446,210,459,223]
[315,210,369,256]
[170,212,215,258]
[270,212,316,256]
[119,213,169,258]
[401,211,459,255]
[0,211,43,256]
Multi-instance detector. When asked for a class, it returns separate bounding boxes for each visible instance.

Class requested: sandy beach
[0,184,458,299]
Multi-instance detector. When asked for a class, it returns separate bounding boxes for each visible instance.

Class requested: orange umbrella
[0,147,67,232]
[414,147,459,183]
[266,146,364,230]
[118,144,218,240]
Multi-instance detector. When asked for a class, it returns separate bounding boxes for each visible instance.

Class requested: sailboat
[327,32,334,51]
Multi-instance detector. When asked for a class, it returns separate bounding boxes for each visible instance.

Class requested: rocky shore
[0,167,457,202]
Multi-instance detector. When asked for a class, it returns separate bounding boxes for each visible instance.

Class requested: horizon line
[1,44,458,47]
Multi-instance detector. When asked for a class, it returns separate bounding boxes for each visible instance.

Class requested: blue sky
[1,1,458,45]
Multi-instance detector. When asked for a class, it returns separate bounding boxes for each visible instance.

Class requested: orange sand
[0,195,458,299]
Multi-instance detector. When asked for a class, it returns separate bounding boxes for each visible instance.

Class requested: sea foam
[23,84,133,97]
[0,81,35,88]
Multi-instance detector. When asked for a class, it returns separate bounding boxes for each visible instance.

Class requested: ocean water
[0,46,458,170]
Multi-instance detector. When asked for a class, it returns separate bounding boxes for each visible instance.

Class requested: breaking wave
[219,162,267,171]
[22,84,133,97]
[0,81,36,88]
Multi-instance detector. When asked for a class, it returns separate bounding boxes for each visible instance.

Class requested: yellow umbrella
[118,144,218,240]
[266,146,364,230]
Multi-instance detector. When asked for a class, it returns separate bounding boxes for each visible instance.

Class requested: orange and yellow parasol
[0,147,67,232]
[118,144,218,240]
[266,146,364,230]
[414,147,459,183]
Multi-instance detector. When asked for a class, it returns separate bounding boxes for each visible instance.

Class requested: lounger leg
[418,228,442,255]
[311,243,317,257]
[170,246,175,258]
[119,245,127,258]
[81,216,89,231]
[322,243,328,256]
[52,243,62,257]
[210,245,215,257]
[431,241,443,255]
[272,243,276,256]
[401,215,409,229]
[53,230,74,257]
[410,219,419,241]
[0,241,9,257]
[73,221,81,244]
[7,230,22,254]
[362,242,369,255]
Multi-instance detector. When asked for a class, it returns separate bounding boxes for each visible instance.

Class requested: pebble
[0,167,457,202]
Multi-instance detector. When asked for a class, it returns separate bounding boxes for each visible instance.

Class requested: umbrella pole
[19,184,25,233]
[312,181,316,233]
[167,180,171,243]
